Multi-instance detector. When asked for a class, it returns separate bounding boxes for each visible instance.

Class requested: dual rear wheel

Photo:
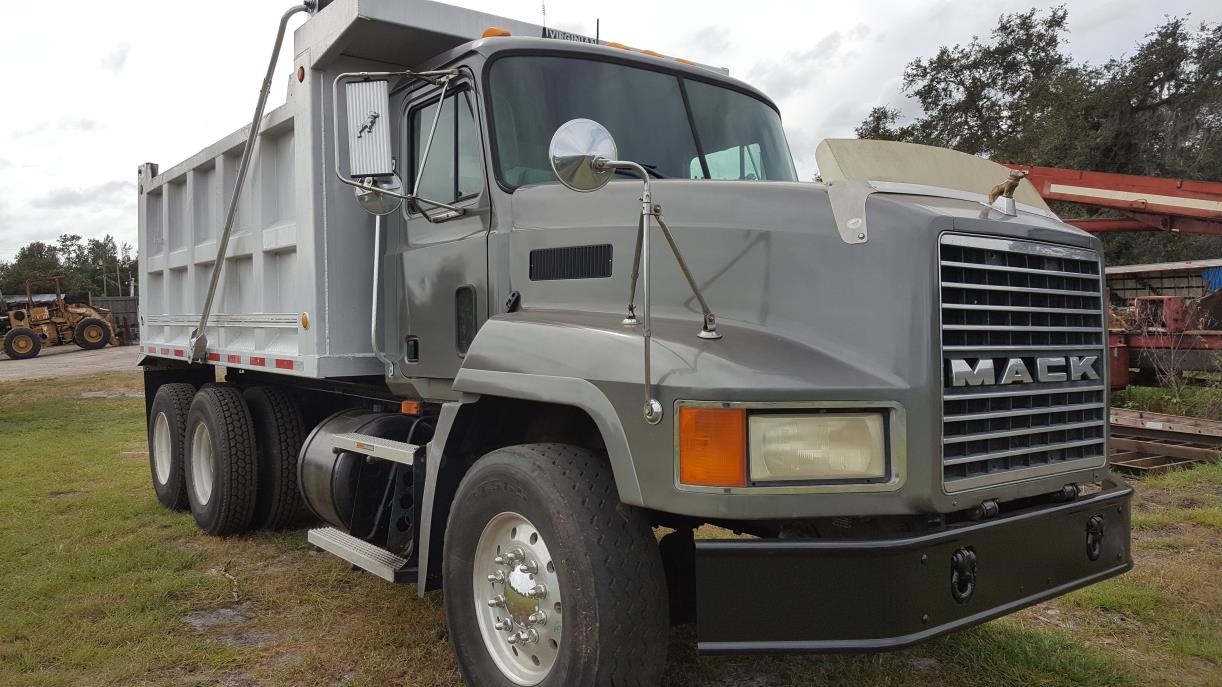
[147,383,304,534]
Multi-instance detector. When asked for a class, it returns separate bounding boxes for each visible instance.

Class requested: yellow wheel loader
[2,277,117,360]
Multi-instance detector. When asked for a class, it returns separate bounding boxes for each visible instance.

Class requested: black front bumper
[695,479,1132,653]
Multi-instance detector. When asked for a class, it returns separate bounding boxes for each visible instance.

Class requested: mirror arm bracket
[598,160,664,424]
[652,210,721,340]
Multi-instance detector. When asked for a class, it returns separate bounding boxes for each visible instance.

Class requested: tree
[0,235,136,301]
[0,242,62,298]
[856,7,1222,265]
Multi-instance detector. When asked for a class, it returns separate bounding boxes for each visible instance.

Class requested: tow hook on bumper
[950,547,976,604]
[1086,514,1105,561]
[693,479,1133,654]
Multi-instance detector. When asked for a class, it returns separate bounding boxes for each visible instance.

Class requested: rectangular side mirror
[345,79,393,178]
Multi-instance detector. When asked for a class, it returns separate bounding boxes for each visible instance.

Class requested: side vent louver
[529,244,613,281]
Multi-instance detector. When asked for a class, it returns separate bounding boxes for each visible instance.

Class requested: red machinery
[1004,164,1222,235]
[1006,164,1222,387]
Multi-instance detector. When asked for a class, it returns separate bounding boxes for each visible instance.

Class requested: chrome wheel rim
[473,511,562,685]
[152,412,172,484]
[189,422,215,506]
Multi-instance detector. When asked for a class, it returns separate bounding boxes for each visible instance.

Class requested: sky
[0,0,1218,261]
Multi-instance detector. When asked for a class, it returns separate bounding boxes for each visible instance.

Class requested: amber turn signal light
[482,27,512,38]
[679,407,747,487]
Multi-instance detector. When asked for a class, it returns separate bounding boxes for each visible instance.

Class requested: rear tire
[443,443,668,687]
[184,386,258,535]
[73,317,110,350]
[3,327,41,359]
[148,383,195,510]
[244,386,306,529]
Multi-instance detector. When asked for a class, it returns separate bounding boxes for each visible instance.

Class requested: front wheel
[73,317,110,350]
[443,444,668,687]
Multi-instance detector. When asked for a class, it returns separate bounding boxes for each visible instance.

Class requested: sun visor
[816,138,1050,212]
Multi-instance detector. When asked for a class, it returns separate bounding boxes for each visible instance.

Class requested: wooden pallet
[1109,408,1222,476]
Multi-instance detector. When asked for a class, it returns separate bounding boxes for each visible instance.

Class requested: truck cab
[136,2,1131,685]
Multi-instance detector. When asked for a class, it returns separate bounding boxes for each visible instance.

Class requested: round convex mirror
[549,118,618,192]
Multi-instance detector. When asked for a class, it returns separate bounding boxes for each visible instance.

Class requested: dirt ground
[0,344,141,381]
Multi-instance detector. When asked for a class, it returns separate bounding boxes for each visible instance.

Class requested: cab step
[308,526,416,583]
[330,432,418,465]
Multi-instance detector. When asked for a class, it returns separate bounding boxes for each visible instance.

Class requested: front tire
[73,317,110,350]
[184,386,258,535]
[443,444,668,687]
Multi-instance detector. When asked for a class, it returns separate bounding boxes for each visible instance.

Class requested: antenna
[541,1,546,30]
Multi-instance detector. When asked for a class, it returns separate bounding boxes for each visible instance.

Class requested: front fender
[452,366,644,505]
[453,310,932,521]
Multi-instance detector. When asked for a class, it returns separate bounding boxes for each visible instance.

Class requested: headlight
[748,413,886,481]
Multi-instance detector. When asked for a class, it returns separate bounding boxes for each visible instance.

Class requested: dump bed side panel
[137,57,389,379]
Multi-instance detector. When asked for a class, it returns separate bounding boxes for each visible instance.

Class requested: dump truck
[137,1,1132,684]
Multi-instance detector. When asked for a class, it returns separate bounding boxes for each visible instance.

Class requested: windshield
[487,55,798,188]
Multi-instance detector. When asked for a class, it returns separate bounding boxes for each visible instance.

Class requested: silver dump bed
[137,0,549,377]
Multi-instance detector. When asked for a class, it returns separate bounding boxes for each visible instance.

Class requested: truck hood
[504,179,1094,396]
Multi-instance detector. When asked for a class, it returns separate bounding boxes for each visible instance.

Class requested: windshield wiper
[614,165,666,180]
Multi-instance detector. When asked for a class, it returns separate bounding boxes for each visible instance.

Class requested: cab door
[398,79,490,381]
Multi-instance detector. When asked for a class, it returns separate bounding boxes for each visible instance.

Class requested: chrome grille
[940,234,1108,492]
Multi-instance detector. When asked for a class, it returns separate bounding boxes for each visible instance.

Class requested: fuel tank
[298,409,418,532]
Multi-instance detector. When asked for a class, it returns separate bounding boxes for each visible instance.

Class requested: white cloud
[29,181,134,210]
[0,0,1218,258]
[101,42,131,72]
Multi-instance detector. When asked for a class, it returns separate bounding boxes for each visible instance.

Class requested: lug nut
[487,595,506,608]
[487,571,505,583]
[527,610,547,626]
[494,548,524,566]
[526,584,547,599]
[506,631,523,644]
[520,559,539,574]
[494,619,511,631]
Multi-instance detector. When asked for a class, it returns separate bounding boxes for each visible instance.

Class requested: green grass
[0,372,1218,686]
[930,624,1137,687]
[0,379,239,686]
[1142,460,1222,488]
[1112,384,1222,420]
[1064,580,1169,620]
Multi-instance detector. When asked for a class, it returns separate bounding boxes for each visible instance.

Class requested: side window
[690,143,763,180]
[410,89,482,207]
